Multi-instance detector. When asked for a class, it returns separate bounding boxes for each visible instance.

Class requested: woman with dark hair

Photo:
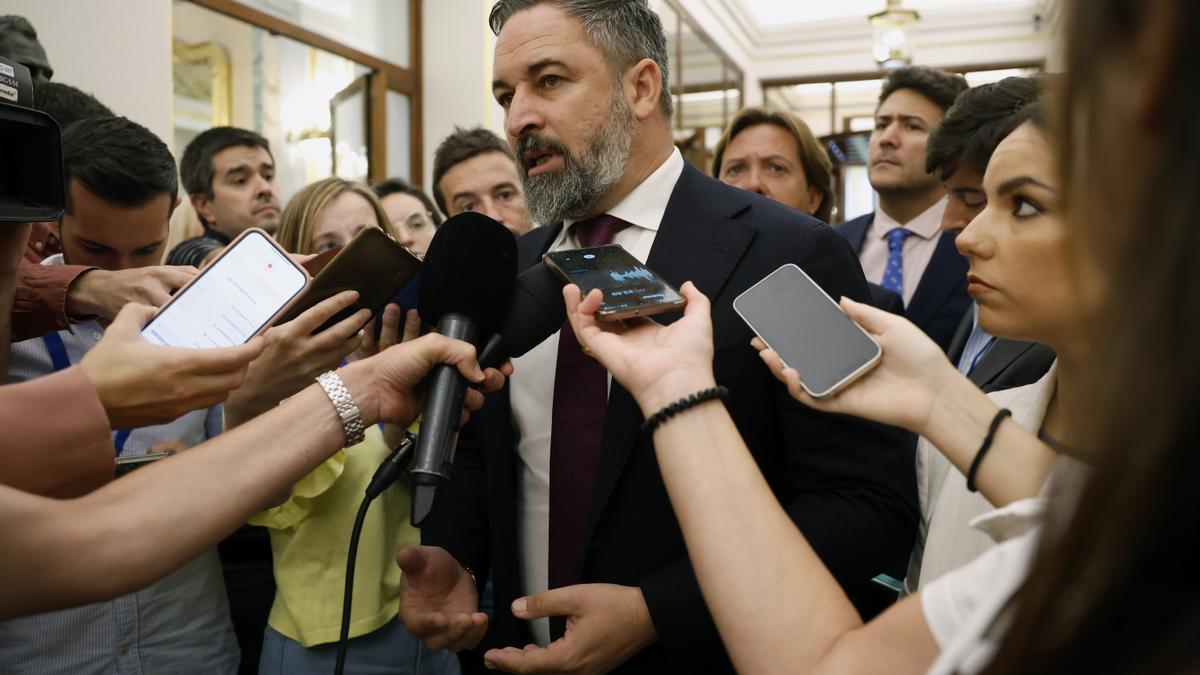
[485,0,1200,673]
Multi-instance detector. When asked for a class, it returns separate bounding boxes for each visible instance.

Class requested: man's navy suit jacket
[423,162,919,674]
[838,212,970,352]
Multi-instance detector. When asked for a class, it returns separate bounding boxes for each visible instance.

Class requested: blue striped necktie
[881,227,913,296]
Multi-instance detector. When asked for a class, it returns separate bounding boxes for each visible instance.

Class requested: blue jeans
[258,619,460,675]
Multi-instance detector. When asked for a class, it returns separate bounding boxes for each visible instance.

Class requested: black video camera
[0,55,64,222]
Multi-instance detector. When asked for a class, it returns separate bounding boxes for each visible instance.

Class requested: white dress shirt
[508,147,684,646]
[858,196,948,305]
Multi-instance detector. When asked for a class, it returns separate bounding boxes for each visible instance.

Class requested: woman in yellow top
[255,178,459,674]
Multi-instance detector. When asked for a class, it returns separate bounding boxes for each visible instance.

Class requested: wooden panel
[408,0,424,186]
[368,72,389,184]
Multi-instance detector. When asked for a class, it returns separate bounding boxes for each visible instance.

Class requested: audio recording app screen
[143,231,307,349]
[555,245,681,312]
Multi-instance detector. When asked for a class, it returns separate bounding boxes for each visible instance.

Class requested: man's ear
[807,184,824,218]
[626,57,664,123]
[190,192,213,225]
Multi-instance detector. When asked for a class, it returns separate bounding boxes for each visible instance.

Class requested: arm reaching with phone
[0,302,266,497]
[223,290,369,428]
[553,283,943,675]
[11,263,197,344]
[755,297,1055,507]
[67,265,198,319]
[0,331,510,621]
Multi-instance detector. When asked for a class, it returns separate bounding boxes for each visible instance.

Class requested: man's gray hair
[489,0,673,118]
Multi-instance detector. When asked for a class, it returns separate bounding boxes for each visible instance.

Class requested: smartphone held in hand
[734,264,881,398]
[543,244,685,321]
[141,228,310,348]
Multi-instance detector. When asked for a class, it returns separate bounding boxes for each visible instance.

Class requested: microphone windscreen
[498,263,566,358]
[418,212,517,336]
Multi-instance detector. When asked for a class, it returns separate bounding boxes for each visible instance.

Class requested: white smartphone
[142,228,310,348]
[733,263,881,398]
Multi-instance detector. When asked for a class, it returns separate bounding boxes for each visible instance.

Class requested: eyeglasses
[403,211,435,229]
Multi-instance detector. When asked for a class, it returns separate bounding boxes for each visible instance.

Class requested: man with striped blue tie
[838,66,970,353]
[2,116,240,674]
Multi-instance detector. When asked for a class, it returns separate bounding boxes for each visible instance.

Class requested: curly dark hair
[924,76,1041,180]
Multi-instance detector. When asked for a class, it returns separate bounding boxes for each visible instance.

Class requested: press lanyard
[41,331,132,456]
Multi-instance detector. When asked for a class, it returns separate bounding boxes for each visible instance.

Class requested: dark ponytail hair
[982,1,1200,672]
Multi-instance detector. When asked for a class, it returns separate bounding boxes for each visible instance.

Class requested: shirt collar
[203,226,233,245]
[562,147,683,237]
[871,195,948,241]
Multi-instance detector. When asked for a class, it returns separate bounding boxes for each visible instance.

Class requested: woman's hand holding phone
[222,290,369,428]
[754,297,963,436]
[80,303,266,429]
[563,281,717,416]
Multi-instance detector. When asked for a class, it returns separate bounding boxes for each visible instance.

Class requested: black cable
[334,495,371,675]
[334,432,416,675]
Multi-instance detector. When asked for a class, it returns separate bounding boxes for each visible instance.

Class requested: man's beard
[516,88,634,225]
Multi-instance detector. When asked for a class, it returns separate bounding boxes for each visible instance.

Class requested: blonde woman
[255,178,458,674]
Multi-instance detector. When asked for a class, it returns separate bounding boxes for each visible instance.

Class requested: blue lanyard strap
[41,331,132,456]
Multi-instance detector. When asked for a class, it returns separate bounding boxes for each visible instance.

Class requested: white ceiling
[736,0,1031,27]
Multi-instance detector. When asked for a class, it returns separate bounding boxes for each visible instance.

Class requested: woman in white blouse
[486,0,1200,672]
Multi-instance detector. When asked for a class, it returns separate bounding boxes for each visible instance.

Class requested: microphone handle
[409,313,478,484]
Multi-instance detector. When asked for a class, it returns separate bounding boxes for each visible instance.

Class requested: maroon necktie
[546,215,629,638]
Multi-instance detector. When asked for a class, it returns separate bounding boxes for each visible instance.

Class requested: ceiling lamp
[869,0,920,69]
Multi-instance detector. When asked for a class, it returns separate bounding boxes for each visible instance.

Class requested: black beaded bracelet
[966,408,1013,493]
[641,386,730,436]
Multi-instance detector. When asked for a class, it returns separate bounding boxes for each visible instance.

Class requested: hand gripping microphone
[410,212,516,525]
[477,262,567,370]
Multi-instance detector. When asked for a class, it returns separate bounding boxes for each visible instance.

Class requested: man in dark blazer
[400,2,918,674]
[837,66,970,352]
[839,214,962,348]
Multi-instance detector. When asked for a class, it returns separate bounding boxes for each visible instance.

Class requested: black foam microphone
[410,212,517,526]
[477,262,567,370]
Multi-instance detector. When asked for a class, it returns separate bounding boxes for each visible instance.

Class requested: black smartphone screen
[734,264,881,397]
[544,244,683,319]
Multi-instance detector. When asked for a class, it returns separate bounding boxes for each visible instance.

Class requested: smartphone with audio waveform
[543,244,686,321]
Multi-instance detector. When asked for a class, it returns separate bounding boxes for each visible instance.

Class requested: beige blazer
[902,363,1058,594]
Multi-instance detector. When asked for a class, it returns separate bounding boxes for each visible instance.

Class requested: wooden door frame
[183,0,424,184]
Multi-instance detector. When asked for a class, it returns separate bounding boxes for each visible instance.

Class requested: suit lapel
[837,214,872,253]
[970,338,1038,388]
[946,309,973,365]
[906,230,968,327]
[518,223,562,271]
[584,163,758,545]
